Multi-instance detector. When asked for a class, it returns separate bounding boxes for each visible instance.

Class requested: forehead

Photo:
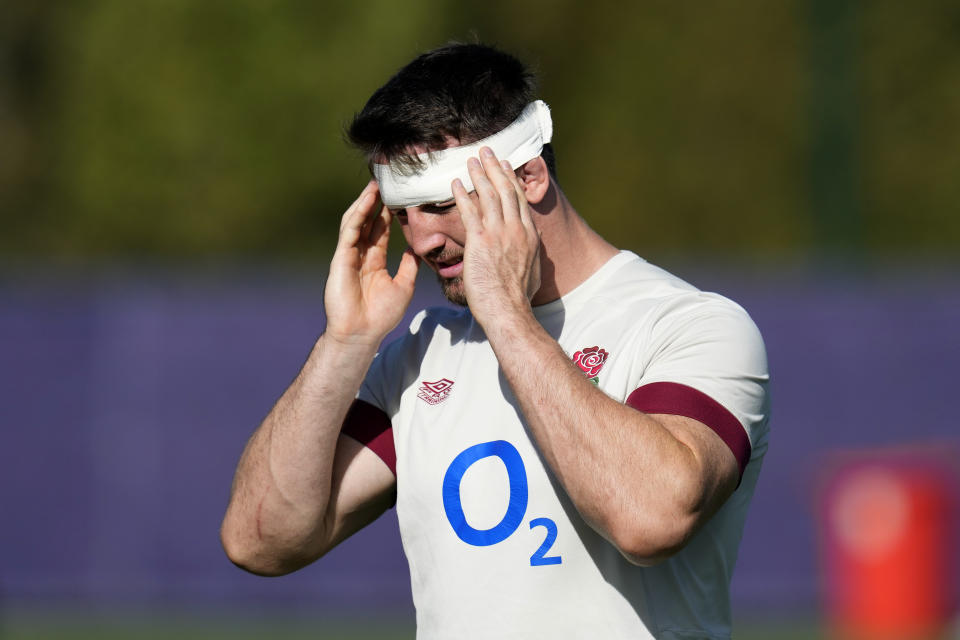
[374,138,467,210]
[374,99,550,210]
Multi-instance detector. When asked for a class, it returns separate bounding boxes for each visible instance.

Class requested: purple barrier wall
[2,264,958,616]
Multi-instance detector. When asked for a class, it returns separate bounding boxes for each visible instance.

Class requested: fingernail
[480,147,494,158]
[452,178,463,190]
[468,157,481,169]
[501,160,512,171]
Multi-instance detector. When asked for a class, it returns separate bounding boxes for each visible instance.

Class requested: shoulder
[569,253,757,340]
[575,252,697,314]
[643,285,766,372]
[595,253,763,348]
[615,265,770,454]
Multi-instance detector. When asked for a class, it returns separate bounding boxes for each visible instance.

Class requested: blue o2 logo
[442,440,562,566]
[442,440,528,546]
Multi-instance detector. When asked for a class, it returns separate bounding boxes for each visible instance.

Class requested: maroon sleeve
[626,381,751,479]
[341,399,396,476]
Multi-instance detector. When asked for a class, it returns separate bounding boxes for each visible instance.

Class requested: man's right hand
[222,181,410,576]
[324,181,420,346]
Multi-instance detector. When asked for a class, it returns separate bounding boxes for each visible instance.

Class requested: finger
[502,160,535,230]
[336,193,375,254]
[338,185,378,244]
[360,185,388,244]
[338,184,381,249]
[360,212,377,244]
[392,247,420,293]
[368,205,392,254]
[340,181,378,233]
[452,177,483,235]
[467,156,503,227]
[478,148,522,223]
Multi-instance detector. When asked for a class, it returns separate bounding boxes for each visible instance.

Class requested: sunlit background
[2,1,959,638]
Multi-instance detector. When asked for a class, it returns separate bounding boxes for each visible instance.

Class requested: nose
[402,207,456,259]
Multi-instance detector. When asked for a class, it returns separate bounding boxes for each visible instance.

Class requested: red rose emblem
[573,346,608,378]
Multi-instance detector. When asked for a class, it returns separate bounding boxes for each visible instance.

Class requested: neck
[530,184,619,306]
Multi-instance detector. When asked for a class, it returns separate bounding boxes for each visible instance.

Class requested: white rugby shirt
[343,251,770,639]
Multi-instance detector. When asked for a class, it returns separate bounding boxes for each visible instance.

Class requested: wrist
[312,331,381,375]
[320,325,387,352]
[469,288,532,328]
[476,301,539,346]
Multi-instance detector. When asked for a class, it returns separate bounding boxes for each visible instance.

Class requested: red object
[820,453,957,639]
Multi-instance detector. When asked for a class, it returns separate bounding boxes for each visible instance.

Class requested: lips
[436,256,464,279]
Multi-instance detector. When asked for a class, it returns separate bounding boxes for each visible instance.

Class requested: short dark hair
[347,42,556,178]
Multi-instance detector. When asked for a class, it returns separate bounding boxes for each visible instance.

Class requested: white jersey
[350,251,770,639]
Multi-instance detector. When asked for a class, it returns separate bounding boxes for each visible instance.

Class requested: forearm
[484,310,707,562]
[221,333,378,573]
[450,148,735,562]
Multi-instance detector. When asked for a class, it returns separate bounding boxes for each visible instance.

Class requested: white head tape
[373,100,553,209]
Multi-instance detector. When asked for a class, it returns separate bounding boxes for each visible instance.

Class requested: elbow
[220,518,313,577]
[613,532,692,568]
[220,524,278,576]
[607,511,699,567]
[610,458,732,566]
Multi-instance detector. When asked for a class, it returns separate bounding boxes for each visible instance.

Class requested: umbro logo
[418,378,454,405]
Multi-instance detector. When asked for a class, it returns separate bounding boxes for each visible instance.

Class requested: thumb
[393,248,420,292]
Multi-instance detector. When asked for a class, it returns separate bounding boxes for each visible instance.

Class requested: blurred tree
[0,3,64,252]
[462,0,809,259]
[860,0,960,254]
[0,1,957,261]
[809,0,862,258]
[40,0,465,259]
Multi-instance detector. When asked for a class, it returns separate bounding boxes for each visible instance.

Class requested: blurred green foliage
[1,1,958,261]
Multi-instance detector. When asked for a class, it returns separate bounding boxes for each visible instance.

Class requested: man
[221,43,769,639]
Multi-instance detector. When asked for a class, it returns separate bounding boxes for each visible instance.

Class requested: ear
[517,156,550,205]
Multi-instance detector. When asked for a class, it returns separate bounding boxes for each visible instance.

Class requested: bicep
[320,433,397,552]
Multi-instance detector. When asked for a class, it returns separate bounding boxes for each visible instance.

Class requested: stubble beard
[439,275,468,307]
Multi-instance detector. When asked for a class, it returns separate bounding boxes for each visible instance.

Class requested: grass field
[1,611,824,639]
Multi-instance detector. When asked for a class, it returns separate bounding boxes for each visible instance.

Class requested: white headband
[372,100,553,209]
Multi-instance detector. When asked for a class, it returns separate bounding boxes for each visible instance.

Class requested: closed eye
[420,201,456,214]
[390,201,455,222]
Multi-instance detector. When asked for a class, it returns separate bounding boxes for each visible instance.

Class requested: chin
[439,276,468,307]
